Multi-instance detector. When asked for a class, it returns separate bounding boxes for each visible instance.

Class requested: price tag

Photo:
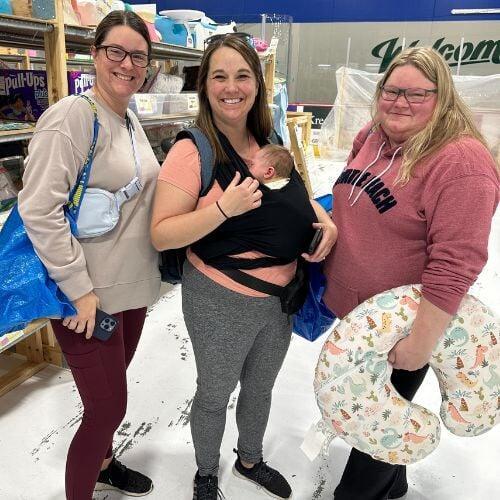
[187,94,199,111]
[135,95,156,115]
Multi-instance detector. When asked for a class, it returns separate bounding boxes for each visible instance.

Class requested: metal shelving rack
[0,9,203,144]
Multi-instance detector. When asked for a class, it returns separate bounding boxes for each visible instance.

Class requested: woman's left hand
[388,297,452,371]
[388,335,433,371]
[302,221,338,262]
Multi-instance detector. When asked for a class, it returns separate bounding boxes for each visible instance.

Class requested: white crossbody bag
[66,95,143,239]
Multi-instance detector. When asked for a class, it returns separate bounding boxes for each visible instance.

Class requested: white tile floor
[0,158,499,499]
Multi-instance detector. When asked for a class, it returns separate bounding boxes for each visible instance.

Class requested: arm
[389,160,498,370]
[302,199,338,262]
[388,298,451,370]
[151,179,225,250]
[18,103,99,338]
[151,172,263,251]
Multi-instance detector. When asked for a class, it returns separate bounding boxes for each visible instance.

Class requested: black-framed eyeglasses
[95,45,150,68]
[204,32,254,49]
[381,85,437,104]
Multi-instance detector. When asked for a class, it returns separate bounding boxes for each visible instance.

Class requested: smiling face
[91,25,148,114]
[377,64,437,146]
[206,46,258,131]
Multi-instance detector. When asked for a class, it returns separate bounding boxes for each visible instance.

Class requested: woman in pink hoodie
[323,47,499,500]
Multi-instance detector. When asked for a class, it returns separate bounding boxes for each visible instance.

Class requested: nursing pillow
[312,284,500,465]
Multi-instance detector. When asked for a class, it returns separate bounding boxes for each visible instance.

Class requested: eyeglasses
[204,32,254,49]
[96,45,150,68]
[381,85,437,103]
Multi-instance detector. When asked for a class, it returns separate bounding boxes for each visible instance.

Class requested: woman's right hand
[62,291,100,340]
[218,172,262,218]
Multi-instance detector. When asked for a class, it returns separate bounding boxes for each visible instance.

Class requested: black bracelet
[216,200,229,219]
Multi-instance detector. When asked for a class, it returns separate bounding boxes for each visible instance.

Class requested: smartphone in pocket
[93,309,119,341]
[308,228,324,254]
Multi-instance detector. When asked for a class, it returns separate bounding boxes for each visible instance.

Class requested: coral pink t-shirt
[158,138,297,297]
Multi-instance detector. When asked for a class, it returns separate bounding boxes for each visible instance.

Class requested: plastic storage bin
[128,93,198,118]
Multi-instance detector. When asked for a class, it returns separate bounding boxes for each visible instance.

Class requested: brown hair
[94,10,152,56]
[196,34,273,165]
[261,144,294,178]
[373,46,497,184]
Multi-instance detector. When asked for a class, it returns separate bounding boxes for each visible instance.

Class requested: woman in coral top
[151,33,337,500]
[323,47,499,499]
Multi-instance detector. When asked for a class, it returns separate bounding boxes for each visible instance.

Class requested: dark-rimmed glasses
[381,85,437,104]
[95,45,150,68]
[204,32,253,49]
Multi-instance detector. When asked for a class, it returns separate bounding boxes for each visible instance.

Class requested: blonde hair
[195,34,272,166]
[373,46,497,184]
[261,144,294,178]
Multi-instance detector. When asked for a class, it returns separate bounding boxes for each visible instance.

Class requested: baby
[249,144,294,189]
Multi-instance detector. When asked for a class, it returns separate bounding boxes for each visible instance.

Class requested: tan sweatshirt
[18,90,161,314]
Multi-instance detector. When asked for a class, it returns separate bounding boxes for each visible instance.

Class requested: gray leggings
[182,261,292,476]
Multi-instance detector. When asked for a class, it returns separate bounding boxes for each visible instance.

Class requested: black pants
[334,365,429,500]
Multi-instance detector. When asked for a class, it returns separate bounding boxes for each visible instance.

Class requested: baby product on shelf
[129,3,160,42]
[73,0,112,26]
[128,93,198,118]
[12,0,32,17]
[157,9,205,48]
[33,0,81,24]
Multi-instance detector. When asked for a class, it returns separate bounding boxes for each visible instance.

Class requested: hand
[302,221,338,262]
[218,172,262,218]
[388,335,432,371]
[62,291,100,340]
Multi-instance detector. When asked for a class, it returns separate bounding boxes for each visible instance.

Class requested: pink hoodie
[323,123,499,319]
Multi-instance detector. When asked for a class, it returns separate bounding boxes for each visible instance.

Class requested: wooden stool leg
[25,331,44,364]
[287,121,314,196]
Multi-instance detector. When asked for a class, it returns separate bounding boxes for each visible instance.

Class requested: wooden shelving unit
[0,4,204,395]
[0,319,57,397]
[0,6,203,144]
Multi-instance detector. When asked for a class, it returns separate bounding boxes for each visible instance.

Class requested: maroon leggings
[51,307,147,500]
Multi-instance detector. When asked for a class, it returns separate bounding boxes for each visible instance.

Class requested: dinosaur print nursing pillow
[313,284,500,465]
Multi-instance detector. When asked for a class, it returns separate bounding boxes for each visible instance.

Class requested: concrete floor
[0,158,499,499]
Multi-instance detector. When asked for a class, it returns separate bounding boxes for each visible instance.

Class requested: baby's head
[249,144,294,183]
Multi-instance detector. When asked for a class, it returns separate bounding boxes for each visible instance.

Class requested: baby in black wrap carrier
[190,130,316,314]
[190,131,317,273]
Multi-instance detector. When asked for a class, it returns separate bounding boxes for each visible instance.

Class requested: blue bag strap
[176,127,215,196]
[66,94,99,224]
[188,128,215,196]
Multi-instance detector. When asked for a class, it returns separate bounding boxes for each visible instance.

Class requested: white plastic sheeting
[319,67,500,162]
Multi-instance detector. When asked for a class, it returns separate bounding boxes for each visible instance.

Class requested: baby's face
[249,149,272,181]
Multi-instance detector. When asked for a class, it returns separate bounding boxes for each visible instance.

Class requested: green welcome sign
[372,37,500,72]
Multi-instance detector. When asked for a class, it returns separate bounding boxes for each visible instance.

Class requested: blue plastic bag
[0,95,98,336]
[0,205,76,336]
[293,262,336,342]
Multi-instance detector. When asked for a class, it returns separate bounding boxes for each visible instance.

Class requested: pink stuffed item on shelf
[252,37,269,52]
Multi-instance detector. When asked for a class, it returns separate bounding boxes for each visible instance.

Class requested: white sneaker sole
[94,481,154,497]
[231,465,292,499]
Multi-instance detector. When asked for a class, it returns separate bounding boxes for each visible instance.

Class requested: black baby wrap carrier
[190,129,317,270]
[159,127,316,314]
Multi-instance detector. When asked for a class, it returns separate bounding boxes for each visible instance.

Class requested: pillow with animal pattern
[312,284,500,465]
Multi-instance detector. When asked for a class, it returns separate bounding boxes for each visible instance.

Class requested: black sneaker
[193,471,225,500]
[94,457,153,497]
[233,455,292,499]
